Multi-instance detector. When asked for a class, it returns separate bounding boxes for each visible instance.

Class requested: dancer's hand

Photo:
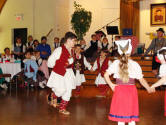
[147,87,155,93]
[90,68,93,72]
[109,84,117,91]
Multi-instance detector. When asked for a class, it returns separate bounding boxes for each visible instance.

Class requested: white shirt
[47,47,73,68]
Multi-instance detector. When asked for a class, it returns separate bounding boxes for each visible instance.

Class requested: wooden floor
[0,88,165,125]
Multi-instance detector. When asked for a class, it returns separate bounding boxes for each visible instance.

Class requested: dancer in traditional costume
[92,49,111,97]
[151,47,166,116]
[73,44,92,97]
[47,32,77,115]
[104,39,154,125]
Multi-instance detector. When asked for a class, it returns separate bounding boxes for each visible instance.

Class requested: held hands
[90,68,93,72]
[109,83,117,91]
[147,86,155,93]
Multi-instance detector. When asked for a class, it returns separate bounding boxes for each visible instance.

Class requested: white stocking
[128,121,136,125]
[118,122,125,125]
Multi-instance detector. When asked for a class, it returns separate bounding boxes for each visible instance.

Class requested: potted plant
[71,1,92,40]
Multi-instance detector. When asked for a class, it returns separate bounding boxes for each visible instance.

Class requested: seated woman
[2,47,14,62]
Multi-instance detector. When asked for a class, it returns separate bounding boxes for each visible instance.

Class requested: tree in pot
[71,1,92,41]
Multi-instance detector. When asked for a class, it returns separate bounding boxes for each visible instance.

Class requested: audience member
[144,28,166,76]
[36,36,51,59]
[54,37,60,49]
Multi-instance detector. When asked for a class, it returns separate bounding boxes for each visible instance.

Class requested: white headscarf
[157,47,166,61]
[115,39,132,55]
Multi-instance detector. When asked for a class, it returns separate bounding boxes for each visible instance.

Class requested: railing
[83,56,158,88]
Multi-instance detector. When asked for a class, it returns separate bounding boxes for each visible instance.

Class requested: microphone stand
[97,17,120,31]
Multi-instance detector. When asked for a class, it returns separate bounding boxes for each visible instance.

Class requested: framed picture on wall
[151,3,166,25]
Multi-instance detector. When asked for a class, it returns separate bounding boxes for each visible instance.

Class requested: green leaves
[71,1,92,40]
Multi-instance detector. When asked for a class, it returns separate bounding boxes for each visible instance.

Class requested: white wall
[140,0,166,48]
[0,0,34,52]
[69,0,120,43]
[0,0,70,53]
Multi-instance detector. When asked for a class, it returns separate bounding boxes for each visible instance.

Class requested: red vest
[53,45,71,76]
[97,57,109,77]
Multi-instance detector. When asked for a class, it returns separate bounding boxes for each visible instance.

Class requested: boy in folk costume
[46,32,77,115]
[92,49,112,97]
[104,39,154,125]
[73,44,92,96]
[151,47,166,116]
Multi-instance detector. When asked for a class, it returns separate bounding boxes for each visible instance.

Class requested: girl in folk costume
[92,49,112,97]
[73,44,92,96]
[151,47,166,116]
[46,32,77,115]
[104,39,154,125]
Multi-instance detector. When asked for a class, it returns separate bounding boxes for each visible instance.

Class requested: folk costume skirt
[164,90,166,116]
[108,84,139,122]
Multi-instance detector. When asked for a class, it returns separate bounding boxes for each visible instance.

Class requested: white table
[0,63,21,78]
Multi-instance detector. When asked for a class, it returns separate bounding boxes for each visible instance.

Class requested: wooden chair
[0,74,17,90]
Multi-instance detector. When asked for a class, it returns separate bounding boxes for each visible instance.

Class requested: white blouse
[106,59,143,80]
[159,64,166,77]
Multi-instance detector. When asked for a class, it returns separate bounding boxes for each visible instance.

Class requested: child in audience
[101,37,111,50]
[13,37,26,68]
[13,37,26,60]
[54,37,60,49]
[34,50,49,88]
[33,39,39,51]
[23,51,38,87]
[92,49,112,97]
[73,44,92,97]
